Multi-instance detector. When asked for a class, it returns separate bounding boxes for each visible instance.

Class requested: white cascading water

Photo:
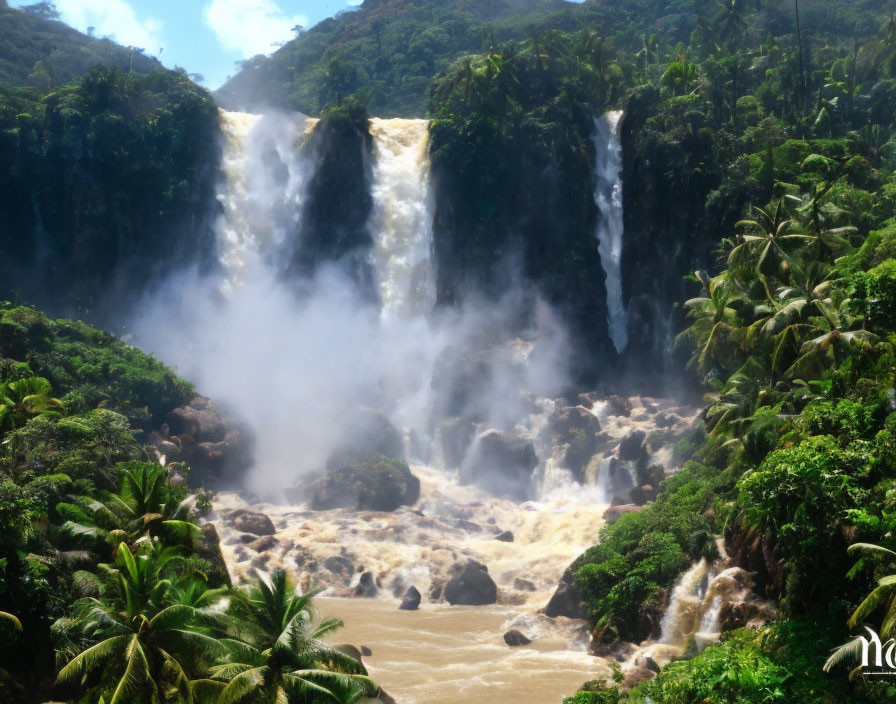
[592,110,628,353]
[628,541,766,672]
[368,118,436,319]
[216,110,316,293]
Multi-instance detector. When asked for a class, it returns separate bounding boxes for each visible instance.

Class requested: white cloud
[346,0,363,6]
[203,0,309,58]
[55,0,164,53]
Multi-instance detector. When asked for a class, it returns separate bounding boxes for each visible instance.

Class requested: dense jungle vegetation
[4,0,896,701]
[0,304,379,703]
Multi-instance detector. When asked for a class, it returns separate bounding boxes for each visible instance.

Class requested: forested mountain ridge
[215,0,578,116]
[0,0,163,90]
[217,0,892,117]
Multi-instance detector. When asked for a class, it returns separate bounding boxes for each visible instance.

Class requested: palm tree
[785,296,877,378]
[729,198,810,299]
[825,543,896,678]
[58,462,199,556]
[199,569,375,704]
[55,542,225,704]
[661,55,699,96]
[713,0,747,50]
[0,376,63,430]
[676,271,747,374]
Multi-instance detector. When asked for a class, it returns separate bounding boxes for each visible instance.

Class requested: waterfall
[368,118,436,320]
[215,109,316,293]
[629,545,765,672]
[592,110,628,353]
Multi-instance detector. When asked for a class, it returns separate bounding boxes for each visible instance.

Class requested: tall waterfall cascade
[215,109,317,293]
[369,118,436,320]
[593,110,628,353]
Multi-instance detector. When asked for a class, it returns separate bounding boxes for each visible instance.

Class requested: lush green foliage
[622,623,895,704]
[0,305,200,697]
[0,304,194,429]
[574,458,722,641]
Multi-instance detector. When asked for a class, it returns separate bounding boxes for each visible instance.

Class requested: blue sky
[10,0,366,88]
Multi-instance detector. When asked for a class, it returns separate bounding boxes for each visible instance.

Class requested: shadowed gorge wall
[288,104,376,296]
[0,66,221,324]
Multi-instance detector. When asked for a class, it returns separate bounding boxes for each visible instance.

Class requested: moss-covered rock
[307,454,420,512]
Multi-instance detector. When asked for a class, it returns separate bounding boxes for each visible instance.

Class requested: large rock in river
[542,562,586,619]
[444,560,498,606]
[399,586,421,611]
[308,454,420,512]
[228,510,276,536]
[158,396,253,487]
[460,429,537,500]
[549,406,601,480]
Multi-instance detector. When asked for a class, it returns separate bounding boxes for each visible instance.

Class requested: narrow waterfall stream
[592,111,627,353]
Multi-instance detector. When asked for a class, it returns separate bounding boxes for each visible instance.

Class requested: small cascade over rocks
[625,540,777,676]
[593,110,627,353]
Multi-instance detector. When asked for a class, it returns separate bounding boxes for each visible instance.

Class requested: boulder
[229,510,276,536]
[542,563,585,619]
[429,346,494,420]
[495,530,514,543]
[630,484,659,505]
[355,571,378,597]
[513,577,537,592]
[437,417,477,469]
[309,455,420,512]
[165,395,226,440]
[399,586,421,611]
[550,406,601,480]
[324,555,355,581]
[163,396,252,486]
[618,430,647,464]
[624,667,656,689]
[637,655,661,673]
[718,600,778,632]
[602,504,644,523]
[444,561,498,606]
[360,645,373,656]
[196,524,231,587]
[639,463,666,488]
[460,430,538,501]
[248,535,278,552]
[503,629,532,647]
[605,395,632,417]
[590,640,636,661]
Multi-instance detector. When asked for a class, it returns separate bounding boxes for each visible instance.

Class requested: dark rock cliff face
[288,107,376,298]
[429,117,614,383]
[0,68,221,327]
[618,87,765,389]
